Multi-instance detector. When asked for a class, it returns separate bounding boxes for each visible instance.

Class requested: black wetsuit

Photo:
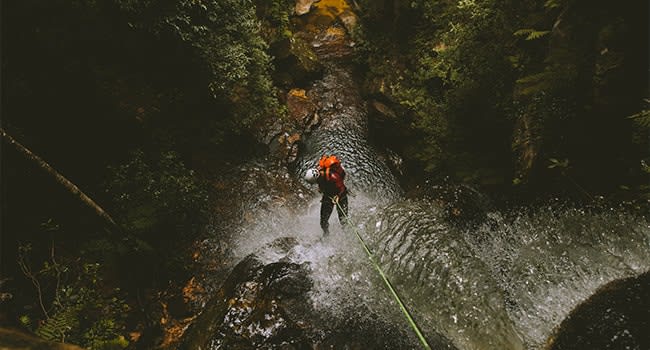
[317,167,348,235]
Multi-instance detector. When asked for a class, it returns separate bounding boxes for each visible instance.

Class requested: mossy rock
[271,37,322,86]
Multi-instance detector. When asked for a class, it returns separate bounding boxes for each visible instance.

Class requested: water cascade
[181,1,650,348]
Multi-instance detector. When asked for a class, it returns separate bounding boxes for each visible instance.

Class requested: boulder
[547,272,650,350]
[287,88,318,126]
[269,132,302,165]
[271,37,322,87]
[295,0,316,16]
[339,9,359,33]
[179,254,314,349]
[290,37,322,79]
[179,239,428,349]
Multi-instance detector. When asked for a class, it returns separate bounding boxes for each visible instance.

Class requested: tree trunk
[1,127,122,234]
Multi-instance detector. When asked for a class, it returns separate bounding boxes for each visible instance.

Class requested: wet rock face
[548,272,650,350]
[295,66,403,204]
[271,36,323,88]
[287,88,319,132]
[269,132,302,165]
[180,255,314,350]
[214,261,313,349]
[309,25,355,60]
[228,160,312,227]
[181,237,436,350]
[291,0,357,61]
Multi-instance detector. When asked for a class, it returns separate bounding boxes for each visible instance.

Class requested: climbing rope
[332,197,432,350]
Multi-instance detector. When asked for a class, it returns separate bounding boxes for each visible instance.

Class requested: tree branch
[1,127,122,234]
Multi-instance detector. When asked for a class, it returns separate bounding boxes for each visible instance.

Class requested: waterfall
[181,5,650,348]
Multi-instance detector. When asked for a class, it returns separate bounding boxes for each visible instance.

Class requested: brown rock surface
[287,88,318,126]
[295,0,316,15]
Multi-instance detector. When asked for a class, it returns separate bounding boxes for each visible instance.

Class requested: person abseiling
[304,154,348,236]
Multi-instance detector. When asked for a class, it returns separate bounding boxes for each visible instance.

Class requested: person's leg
[336,194,349,226]
[320,196,334,235]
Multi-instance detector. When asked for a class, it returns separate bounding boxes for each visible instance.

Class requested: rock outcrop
[180,249,314,349]
[294,0,316,16]
[547,271,650,350]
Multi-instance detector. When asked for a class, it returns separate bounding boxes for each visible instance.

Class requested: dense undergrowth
[355,0,648,201]
[2,0,290,348]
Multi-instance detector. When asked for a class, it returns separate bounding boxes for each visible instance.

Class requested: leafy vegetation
[18,244,130,349]
[2,0,286,347]
[357,0,648,198]
[105,149,208,236]
[115,0,284,130]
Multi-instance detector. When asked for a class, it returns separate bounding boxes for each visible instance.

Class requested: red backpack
[319,155,345,181]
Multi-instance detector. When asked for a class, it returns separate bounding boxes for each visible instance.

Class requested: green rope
[332,197,432,350]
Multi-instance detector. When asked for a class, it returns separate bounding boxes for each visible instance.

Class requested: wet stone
[548,272,650,350]
[287,88,318,128]
[180,255,315,349]
[294,0,315,16]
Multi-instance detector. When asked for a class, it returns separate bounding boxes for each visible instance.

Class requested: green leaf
[526,30,550,40]
[36,306,81,342]
[514,28,550,40]
[514,29,534,36]
[19,315,32,329]
[544,0,563,9]
[628,109,650,128]
[548,158,569,169]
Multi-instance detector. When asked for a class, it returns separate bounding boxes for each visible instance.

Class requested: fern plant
[544,0,564,9]
[514,28,550,40]
[19,244,130,349]
[628,103,650,128]
[35,305,82,343]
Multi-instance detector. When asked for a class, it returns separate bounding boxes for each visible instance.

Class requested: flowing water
[183,3,650,348]
[361,200,649,349]
[187,60,650,349]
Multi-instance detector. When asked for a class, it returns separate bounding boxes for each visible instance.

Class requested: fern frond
[515,71,554,95]
[514,29,550,40]
[517,72,548,84]
[514,29,534,36]
[36,306,80,342]
[527,30,550,40]
[544,0,563,9]
[628,109,650,128]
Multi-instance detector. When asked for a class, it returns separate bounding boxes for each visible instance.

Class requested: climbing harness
[332,198,432,350]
